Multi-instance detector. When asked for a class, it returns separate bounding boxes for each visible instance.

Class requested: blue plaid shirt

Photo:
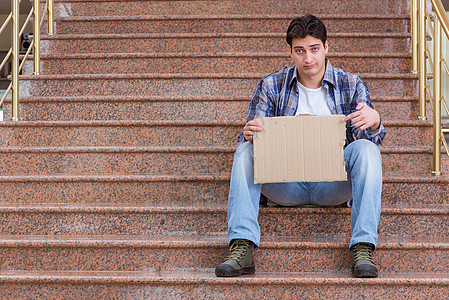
[238,59,386,145]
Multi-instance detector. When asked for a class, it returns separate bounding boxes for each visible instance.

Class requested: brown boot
[215,239,255,277]
[350,242,378,278]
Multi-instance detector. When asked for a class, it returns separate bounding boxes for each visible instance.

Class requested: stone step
[18,73,417,98]
[40,33,411,54]
[0,172,447,205]
[0,120,242,147]
[0,203,447,237]
[380,146,449,175]
[373,98,433,120]
[0,173,422,208]
[0,145,444,175]
[0,234,447,273]
[22,52,412,75]
[0,173,230,204]
[0,120,431,148]
[53,14,410,34]
[382,120,433,147]
[1,269,448,299]
[0,120,241,147]
[60,0,410,17]
[0,146,235,175]
[2,96,431,123]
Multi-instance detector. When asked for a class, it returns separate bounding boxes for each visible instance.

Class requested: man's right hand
[243,120,263,143]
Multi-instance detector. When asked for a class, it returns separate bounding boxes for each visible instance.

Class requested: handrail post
[411,0,418,73]
[433,18,442,175]
[48,0,54,35]
[11,0,19,121]
[418,0,427,120]
[33,0,40,75]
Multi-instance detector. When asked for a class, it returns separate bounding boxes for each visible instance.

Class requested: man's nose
[304,51,312,62]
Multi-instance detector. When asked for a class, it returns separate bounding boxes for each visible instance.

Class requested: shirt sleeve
[237,78,277,144]
[350,77,386,146]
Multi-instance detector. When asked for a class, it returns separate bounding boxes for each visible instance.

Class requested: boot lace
[226,240,250,261]
[352,243,374,262]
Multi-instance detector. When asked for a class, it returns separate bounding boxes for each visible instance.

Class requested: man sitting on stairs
[215,14,386,278]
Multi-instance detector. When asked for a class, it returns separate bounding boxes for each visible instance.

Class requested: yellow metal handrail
[0,0,54,121]
[411,0,449,175]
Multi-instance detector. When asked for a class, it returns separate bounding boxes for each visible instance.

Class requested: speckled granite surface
[2,0,449,297]
[64,0,411,17]
[0,269,448,299]
[16,73,417,99]
[0,235,448,272]
[22,52,412,75]
[5,95,427,123]
[39,31,412,55]
[54,14,410,35]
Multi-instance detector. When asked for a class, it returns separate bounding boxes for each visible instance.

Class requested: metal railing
[0,0,54,121]
[411,0,449,175]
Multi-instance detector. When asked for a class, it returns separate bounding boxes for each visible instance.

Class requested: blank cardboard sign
[253,115,347,183]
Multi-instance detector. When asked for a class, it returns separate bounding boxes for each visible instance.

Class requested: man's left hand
[342,103,380,131]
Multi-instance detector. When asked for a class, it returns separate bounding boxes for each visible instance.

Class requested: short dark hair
[286,15,327,47]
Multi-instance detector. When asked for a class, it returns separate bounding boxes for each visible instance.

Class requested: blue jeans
[227,139,382,248]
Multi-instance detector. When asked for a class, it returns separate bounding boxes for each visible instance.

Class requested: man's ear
[324,41,329,54]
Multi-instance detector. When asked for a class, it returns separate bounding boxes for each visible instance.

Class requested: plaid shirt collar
[288,58,336,89]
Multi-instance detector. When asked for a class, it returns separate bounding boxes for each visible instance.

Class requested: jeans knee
[234,142,253,159]
[233,142,254,170]
[346,139,381,161]
[345,139,382,173]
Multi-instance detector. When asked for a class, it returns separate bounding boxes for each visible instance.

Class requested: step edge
[40,32,411,40]
[54,14,411,22]
[0,235,448,250]
[0,145,236,153]
[0,269,448,285]
[0,174,231,182]
[28,52,412,59]
[0,202,446,215]
[4,96,419,102]
[17,72,418,80]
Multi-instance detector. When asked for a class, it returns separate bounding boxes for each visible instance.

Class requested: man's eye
[312,48,319,52]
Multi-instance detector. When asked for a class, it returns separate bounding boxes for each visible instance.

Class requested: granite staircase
[0,0,448,298]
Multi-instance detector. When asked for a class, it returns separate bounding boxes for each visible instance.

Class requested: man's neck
[297,75,323,89]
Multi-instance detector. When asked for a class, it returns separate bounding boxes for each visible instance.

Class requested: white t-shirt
[295,81,332,116]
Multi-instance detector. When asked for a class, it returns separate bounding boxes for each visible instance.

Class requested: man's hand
[243,120,263,143]
[342,103,380,131]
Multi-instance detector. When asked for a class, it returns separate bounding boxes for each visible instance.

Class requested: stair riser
[0,125,241,147]
[382,125,432,147]
[0,245,447,273]
[0,180,447,205]
[3,99,424,122]
[383,182,449,205]
[22,56,412,75]
[54,18,409,34]
[0,152,234,175]
[0,125,431,148]
[0,282,447,300]
[373,101,432,121]
[0,151,440,175]
[64,0,409,17]
[41,36,411,54]
[3,101,248,122]
[19,78,417,98]
[0,211,446,237]
[0,181,230,204]
[382,152,449,174]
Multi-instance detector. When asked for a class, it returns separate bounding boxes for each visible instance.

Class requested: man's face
[290,35,328,84]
